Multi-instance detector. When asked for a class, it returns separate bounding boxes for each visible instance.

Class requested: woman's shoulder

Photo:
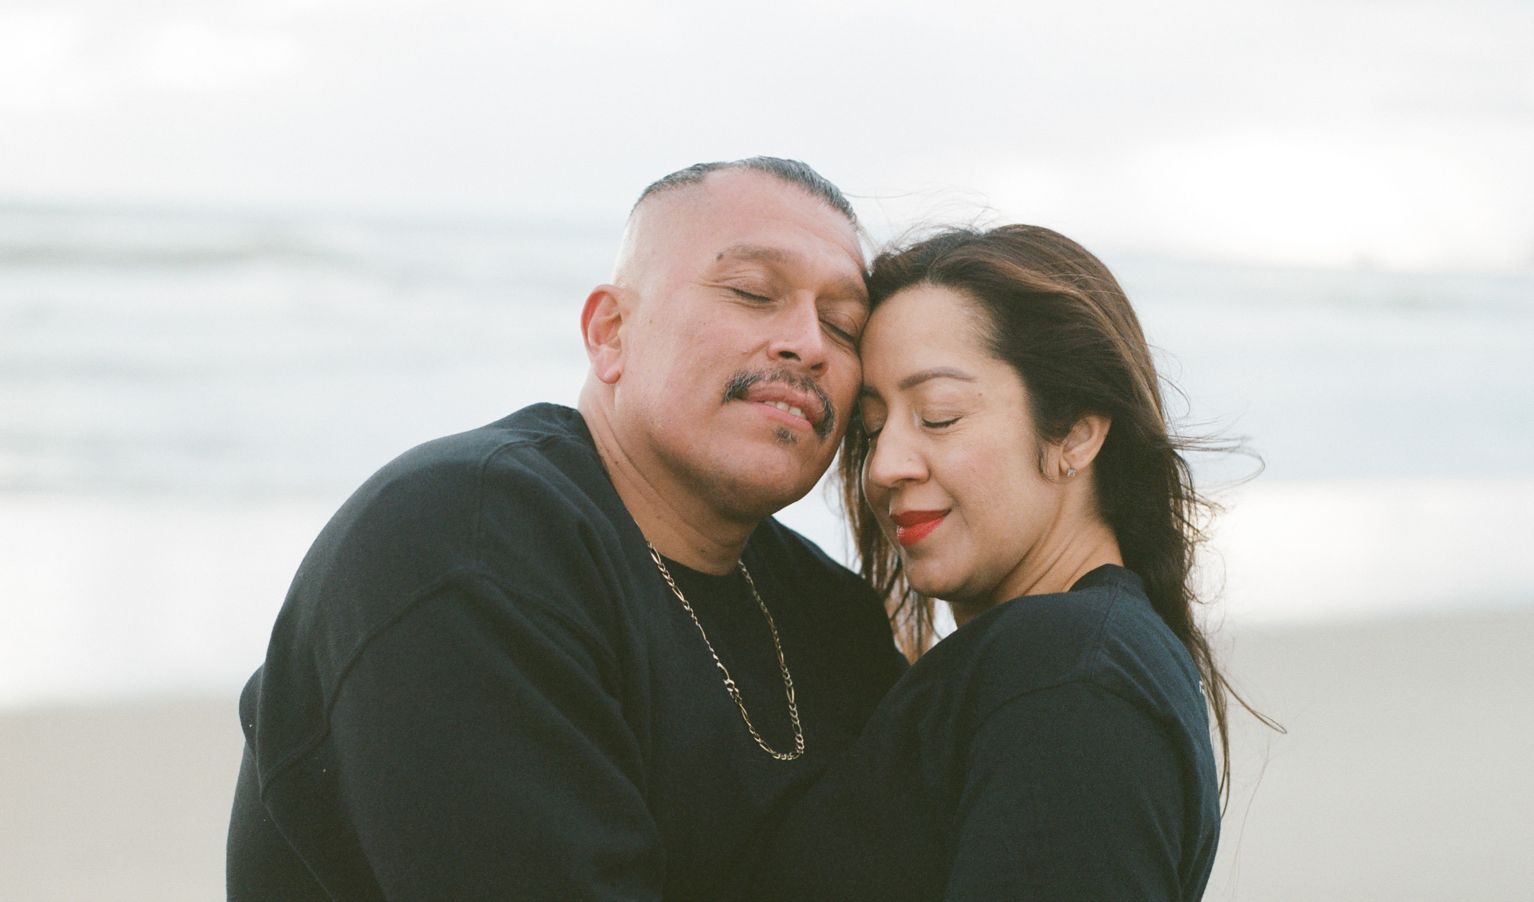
[924,566,1202,723]
[937,565,1145,671]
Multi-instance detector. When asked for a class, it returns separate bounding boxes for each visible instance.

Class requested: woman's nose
[863,425,927,491]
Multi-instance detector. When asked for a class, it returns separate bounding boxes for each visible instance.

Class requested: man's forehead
[618,170,864,290]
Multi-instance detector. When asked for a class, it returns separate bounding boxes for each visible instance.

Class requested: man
[227,157,907,899]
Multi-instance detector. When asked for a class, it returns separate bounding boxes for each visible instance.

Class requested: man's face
[611,170,867,522]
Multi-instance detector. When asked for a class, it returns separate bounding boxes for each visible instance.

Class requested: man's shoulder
[744,519,896,668]
[747,518,878,603]
[371,403,598,497]
[282,404,631,635]
[332,403,610,540]
[744,517,906,697]
[311,401,635,585]
[254,405,643,743]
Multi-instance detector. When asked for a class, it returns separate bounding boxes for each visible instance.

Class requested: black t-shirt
[227,403,906,900]
[745,565,1220,901]
[658,556,807,758]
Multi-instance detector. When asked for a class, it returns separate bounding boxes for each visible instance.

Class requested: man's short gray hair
[633,156,857,224]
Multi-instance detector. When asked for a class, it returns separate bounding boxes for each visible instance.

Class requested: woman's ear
[581,284,627,384]
[1059,414,1112,479]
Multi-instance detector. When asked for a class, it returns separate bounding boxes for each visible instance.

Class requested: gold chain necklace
[646,542,805,762]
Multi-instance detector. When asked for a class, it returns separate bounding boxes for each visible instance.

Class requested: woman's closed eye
[860,413,957,439]
[858,403,886,439]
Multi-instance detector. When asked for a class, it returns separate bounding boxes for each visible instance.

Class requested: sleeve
[944,682,1189,901]
[318,571,662,901]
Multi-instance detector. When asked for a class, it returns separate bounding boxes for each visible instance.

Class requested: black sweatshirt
[745,565,1221,901]
[227,404,906,900]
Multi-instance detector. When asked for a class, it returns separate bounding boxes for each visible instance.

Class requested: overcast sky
[3,0,1531,270]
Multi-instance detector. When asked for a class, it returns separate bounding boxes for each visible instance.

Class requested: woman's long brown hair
[839,224,1276,805]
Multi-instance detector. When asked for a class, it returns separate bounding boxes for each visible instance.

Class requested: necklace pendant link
[647,542,807,762]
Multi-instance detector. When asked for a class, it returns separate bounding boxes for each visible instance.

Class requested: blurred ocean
[2,202,1531,709]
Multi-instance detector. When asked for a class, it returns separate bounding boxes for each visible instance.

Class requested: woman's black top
[745,565,1220,900]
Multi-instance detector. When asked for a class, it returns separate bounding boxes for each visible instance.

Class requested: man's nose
[765,294,828,373]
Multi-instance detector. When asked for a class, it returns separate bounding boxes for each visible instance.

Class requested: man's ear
[1059,413,1112,478]
[581,284,627,384]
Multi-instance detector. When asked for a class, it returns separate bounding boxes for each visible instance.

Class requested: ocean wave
[0,203,614,287]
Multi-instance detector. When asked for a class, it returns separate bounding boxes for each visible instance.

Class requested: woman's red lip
[891,510,947,547]
[891,510,946,528]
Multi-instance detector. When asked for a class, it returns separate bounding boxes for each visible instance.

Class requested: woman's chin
[903,562,958,601]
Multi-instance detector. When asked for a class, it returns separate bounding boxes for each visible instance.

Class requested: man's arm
[265,570,662,900]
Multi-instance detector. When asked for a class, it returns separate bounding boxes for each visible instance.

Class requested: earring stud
[1065,466,1077,478]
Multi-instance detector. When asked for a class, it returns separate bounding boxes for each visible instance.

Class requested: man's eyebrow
[714,244,868,303]
[715,244,793,265]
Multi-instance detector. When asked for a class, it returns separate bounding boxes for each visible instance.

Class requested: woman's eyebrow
[859,367,977,399]
[897,367,977,390]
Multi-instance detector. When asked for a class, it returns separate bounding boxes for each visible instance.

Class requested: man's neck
[579,394,754,575]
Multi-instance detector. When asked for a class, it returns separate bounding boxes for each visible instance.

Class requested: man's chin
[702,458,827,519]
[729,479,817,518]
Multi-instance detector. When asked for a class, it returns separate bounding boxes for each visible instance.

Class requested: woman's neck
[948,518,1123,628]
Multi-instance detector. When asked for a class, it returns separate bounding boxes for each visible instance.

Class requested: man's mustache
[722,369,837,440]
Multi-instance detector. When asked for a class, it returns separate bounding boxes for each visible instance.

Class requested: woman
[746,225,1236,900]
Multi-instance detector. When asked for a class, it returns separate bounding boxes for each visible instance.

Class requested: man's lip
[739,383,824,427]
[722,370,837,439]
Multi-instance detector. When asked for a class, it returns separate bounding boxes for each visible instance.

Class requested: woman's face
[858,283,1066,611]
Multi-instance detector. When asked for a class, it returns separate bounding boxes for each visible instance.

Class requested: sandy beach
[1,696,242,900]
[1206,607,1534,901]
[3,609,1531,900]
